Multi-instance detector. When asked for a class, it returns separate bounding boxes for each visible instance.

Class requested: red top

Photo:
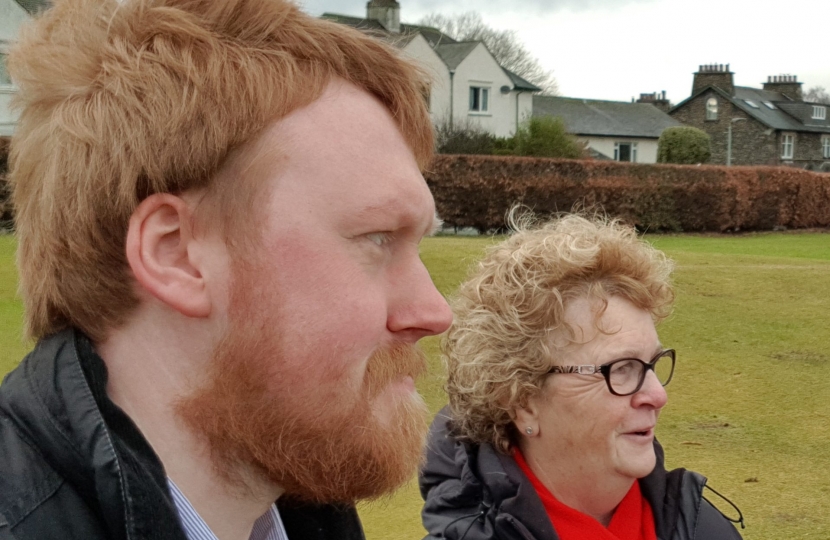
[513,449,657,540]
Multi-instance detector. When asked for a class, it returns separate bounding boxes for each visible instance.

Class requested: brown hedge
[424,155,830,232]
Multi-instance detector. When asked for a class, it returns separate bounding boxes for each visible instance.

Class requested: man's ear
[125,193,212,318]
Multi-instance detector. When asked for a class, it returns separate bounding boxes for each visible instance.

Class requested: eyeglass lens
[607,352,673,394]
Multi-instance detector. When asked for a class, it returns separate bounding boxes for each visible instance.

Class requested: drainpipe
[515,90,525,135]
[449,70,455,130]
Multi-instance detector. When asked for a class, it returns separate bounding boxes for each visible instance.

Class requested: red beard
[175,263,429,504]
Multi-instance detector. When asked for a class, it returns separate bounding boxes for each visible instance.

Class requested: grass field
[2,231,830,539]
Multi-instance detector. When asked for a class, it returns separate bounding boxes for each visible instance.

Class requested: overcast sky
[298,0,830,104]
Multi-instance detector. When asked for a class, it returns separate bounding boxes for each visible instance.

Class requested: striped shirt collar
[167,478,288,540]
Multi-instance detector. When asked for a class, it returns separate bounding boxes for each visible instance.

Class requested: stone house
[670,64,830,169]
[322,1,540,138]
[532,95,682,163]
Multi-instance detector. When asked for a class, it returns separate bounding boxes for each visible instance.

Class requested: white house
[533,95,682,163]
[322,1,540,138]
[0,0,34,138]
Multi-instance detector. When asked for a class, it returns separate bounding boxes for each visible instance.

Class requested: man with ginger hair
[0,0,452,539]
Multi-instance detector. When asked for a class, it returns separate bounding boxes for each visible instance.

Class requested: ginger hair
[7,0,434,342]
[444,211,675,453]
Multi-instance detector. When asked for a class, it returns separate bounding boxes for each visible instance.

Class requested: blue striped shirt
[167,478,288,540]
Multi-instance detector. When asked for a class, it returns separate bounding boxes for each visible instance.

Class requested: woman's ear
[512,396,542,438]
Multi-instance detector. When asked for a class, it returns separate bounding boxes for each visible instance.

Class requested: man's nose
[386,258,453,341]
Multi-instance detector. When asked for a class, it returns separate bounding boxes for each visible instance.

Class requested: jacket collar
[0,328,187,540]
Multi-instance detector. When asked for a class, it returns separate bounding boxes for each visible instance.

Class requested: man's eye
[366,232,394,246]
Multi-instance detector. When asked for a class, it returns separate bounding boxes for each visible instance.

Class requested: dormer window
[706,97,718,120]
[812,106,826,120]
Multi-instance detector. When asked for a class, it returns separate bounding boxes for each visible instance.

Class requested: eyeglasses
[547,349,676,396]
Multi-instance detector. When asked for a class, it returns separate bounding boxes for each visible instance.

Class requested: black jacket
[0,329,365,540]
[420,407,743,540]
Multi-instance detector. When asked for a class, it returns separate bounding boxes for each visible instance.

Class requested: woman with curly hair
[420,212,743,540]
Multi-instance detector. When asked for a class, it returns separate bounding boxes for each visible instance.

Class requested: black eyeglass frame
[547,349,676,396]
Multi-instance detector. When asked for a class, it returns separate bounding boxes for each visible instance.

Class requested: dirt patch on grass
[692,421,733,430]
[769,350,829,365]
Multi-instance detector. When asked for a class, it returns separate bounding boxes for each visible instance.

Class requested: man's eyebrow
[353,202,442,236]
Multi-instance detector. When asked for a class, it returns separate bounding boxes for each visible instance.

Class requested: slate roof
[322,13,540,92]
[672,85,830,134]
[434,41,479,71]
[13,0,49,14]
[532,96,682,138]
[502,67,541,92]
[320,13,455,47]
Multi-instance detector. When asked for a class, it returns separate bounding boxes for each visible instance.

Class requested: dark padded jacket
[0,329,365,540]
[420,407,743,540]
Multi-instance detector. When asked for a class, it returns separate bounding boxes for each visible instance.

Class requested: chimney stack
[763,73,802,101]
[366,0,401,33]
[636,91,671,113]
[692,63,734,96]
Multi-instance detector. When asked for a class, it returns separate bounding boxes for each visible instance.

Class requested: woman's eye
[366,232,394,246]
[612,360,635,374]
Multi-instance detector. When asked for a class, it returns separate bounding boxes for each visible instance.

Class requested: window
[469,86,489,113]
[614,142,638,163]
[781,133,795,160]
[0,53,12,86]
[823,136,830,159]
[812,106,826,120]
[706,97,718,120]
[763,101,777,110]
[743,99,760,109]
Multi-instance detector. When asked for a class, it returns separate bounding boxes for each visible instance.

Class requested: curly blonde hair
[444,211,675,453]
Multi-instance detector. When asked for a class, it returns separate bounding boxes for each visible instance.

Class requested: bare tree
[803,86,830,104]
[419,12,558,95]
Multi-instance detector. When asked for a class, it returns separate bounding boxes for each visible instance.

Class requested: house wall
[0,0,29,137]
[453,44,516,138]
[671,90,778,166]
[785,132,829,168]
[402,34,450,128]
[578,136,659,163]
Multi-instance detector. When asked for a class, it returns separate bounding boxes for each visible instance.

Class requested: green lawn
[2,232,830,539]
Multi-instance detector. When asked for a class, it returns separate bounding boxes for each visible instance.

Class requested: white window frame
[781,133,795,160]
[614,141,638,163]
[812,106,827,120]
[469,85,490,113]
[706,97,718,120]
[822,135,830,159]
